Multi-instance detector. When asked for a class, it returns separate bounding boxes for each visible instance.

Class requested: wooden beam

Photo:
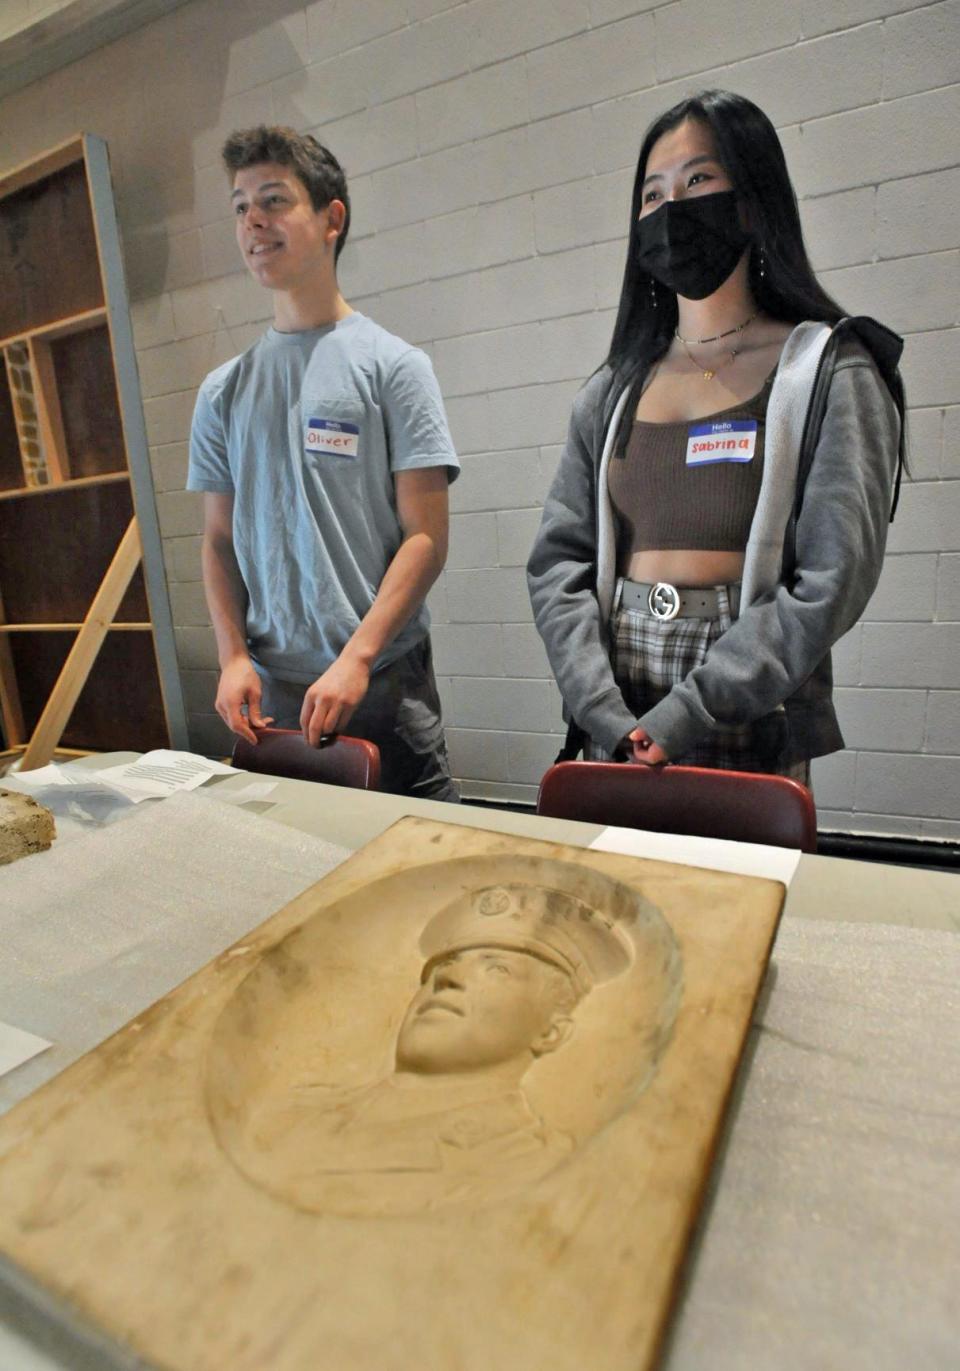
[0,470,129,503]
[0,745,88,762]
[28,335,70,483]
[0,135,85,200]
[19,517,141,771]
[0,584,25,749]
[0,305,109,354]
[0,622,151,632]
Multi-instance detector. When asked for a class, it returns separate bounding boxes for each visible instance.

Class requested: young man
[187,127,459,800]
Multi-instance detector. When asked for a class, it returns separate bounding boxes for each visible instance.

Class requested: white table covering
[0,790,349,1115]
[1,764,957,1369]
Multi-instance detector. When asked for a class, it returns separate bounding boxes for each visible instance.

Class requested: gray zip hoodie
[527,320,902,763]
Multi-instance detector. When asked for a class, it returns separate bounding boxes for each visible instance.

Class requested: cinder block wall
[0,0,957,836]
[0,2,72,42]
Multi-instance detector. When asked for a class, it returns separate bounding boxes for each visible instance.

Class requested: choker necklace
[675,311,758,346]
[675,311,757,381]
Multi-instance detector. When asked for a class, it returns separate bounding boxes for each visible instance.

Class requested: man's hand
[627,726,669,767]
[216,657,273,744]
[300,653,371,744]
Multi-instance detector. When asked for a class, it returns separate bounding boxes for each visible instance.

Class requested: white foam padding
[0,790,350,1114]
[664,916,960,1370]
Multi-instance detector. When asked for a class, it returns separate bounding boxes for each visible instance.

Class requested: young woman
[528,90,905,779]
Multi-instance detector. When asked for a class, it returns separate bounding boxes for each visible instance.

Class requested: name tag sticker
[305,417,360,458]
[686,419,757,465]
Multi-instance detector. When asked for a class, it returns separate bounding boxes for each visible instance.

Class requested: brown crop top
[608,375,773,558]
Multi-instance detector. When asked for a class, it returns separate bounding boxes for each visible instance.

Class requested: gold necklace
[675,312,757,381]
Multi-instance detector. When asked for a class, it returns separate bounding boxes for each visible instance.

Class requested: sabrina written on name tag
[686,418,757,465]
[305,417,360,458]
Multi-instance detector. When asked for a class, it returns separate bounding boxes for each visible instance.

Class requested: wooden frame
[0,133,186,765]
[19,518,141,770]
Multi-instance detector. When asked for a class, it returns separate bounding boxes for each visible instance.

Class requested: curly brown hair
[222,125,351,260]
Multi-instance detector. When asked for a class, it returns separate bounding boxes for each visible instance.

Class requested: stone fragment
[0,787,56,864]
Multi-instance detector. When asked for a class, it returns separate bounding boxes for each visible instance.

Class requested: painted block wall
[0,0,957,836]
[0,2,75,41]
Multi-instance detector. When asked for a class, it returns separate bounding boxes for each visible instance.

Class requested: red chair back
[232,727,381,791]
[537,762,817,853]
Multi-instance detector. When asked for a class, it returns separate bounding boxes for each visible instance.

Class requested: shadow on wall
[0,0,309,302]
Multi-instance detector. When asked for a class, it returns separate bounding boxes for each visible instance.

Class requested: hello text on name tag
[686,419,757,465]
[305,417,360,458]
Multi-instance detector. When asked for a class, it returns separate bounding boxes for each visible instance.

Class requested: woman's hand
[627,726,669,766]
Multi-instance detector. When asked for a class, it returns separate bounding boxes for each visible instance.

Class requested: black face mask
[635,189,751,300]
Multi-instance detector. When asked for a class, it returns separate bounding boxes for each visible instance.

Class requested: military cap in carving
[419,884,633,995]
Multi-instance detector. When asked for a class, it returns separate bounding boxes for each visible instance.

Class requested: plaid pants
[586,583,809,781]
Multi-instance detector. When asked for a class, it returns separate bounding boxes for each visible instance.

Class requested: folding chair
[232,727,381,791]
[536,761,817,852]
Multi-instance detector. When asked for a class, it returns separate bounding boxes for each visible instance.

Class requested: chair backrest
[537,762,817,853]
[232,727,381,791]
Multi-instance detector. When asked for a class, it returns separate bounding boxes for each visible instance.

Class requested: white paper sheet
[589,824,802,885]
[0,1022,51,1080]
[3,763,75,787]
[91,749,234,802]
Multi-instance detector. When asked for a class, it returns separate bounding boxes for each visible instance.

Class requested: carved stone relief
[206,854,683,1218]
[0,818,784,1371]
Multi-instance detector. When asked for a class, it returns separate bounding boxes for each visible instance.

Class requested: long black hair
[605,90,845,446]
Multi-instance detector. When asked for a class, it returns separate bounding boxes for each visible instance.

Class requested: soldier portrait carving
[0,818,785,1371]
[207,855,683,1217]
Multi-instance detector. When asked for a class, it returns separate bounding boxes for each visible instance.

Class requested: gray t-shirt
[188,312,459,683]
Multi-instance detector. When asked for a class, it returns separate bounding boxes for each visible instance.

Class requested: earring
[648,276,658,309]
[758,246,766,280]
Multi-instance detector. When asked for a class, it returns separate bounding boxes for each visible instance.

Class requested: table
[2,754,957,1370]
[198,759,960,931]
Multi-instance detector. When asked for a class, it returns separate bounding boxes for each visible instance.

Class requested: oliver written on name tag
[686,418,757,465]
[305,417,360,458]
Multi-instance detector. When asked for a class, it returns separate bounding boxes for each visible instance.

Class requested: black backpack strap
[554,719,586,762]
[781,325,840,578]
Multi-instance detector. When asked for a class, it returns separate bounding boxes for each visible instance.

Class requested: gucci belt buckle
[648,581,681,621]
